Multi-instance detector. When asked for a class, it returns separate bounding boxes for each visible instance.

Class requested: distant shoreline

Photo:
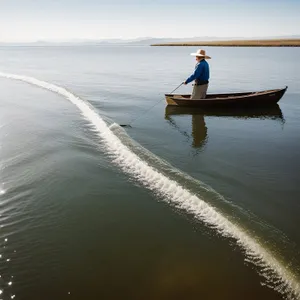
[151,39,300,47]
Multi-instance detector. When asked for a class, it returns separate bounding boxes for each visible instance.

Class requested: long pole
[120,82,184,127]
[170,82,184,94]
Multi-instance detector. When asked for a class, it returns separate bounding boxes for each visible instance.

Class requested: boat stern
[165,94,178,106]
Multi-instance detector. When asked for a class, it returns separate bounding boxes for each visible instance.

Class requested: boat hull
[165,87,287,107]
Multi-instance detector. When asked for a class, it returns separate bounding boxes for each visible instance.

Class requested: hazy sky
[0,0,299,42]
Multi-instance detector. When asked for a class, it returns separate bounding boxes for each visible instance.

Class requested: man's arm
[184,63,203,85]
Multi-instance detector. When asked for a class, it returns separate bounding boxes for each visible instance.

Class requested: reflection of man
[184,49,211,99]
[192,115,207,148]
[165,107,208,149]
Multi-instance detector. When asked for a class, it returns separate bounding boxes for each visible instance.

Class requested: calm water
[0,45,299,299]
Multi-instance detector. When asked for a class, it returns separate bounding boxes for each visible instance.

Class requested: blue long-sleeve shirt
[185,59,210,84]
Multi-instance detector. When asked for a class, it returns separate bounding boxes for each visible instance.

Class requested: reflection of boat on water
[165,104,284,120]
[164,104,284,149]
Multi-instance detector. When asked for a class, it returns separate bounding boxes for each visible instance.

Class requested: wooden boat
[165,87,287,107]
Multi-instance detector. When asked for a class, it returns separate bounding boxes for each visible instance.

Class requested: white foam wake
[1,72,299,299]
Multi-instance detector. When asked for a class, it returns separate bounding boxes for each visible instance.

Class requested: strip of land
[151,39,300,47]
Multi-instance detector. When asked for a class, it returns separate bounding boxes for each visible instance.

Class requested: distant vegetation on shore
[151,39,300,47]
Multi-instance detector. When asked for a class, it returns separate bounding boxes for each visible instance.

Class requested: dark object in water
[165,87,287,107]
[164,104,284,149]
[165,104,284,120]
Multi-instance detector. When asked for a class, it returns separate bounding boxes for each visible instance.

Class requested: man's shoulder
[202,60,209,68]
[199,60,208,66]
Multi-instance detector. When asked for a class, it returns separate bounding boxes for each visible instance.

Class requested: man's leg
[199,84,208,99]
[191,84,208,99]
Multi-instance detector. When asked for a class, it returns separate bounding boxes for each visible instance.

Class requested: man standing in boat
[184,49,211,99]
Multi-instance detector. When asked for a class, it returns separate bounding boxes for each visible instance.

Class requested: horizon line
[1,34,300,44]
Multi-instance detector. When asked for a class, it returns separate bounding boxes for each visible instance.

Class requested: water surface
[0,45,299,299]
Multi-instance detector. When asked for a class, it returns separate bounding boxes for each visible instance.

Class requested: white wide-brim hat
[190,49,211,59]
